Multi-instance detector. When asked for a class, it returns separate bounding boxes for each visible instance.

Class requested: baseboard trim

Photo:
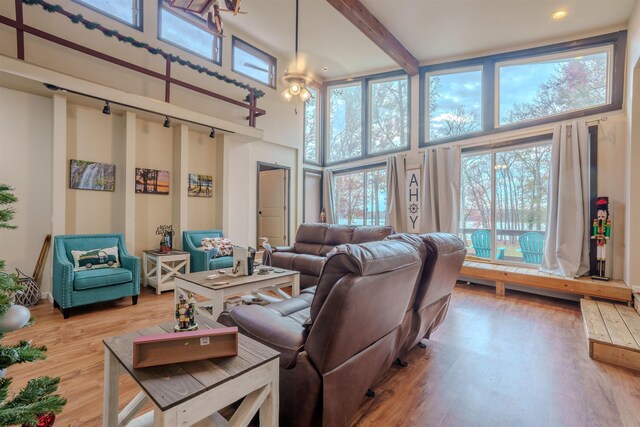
[41,292,53,303]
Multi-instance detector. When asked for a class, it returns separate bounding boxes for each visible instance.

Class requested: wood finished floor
[5,284,640,426]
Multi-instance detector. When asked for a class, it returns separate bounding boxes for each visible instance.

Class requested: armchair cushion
[73,268,133,291]
[230,299,310,369]
[208,256,234,270]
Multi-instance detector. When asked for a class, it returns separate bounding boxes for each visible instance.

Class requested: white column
[124,111,136,253]
[49,94,66,300]
[173,124,189,249]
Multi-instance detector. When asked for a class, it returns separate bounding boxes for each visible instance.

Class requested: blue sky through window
[428,69,482,140]
[79,0,137,25]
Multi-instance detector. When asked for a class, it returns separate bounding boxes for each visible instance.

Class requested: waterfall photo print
[69,159,116,191]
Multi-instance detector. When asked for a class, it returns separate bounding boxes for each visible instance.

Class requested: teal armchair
[518,232,545,264]
[182,229,234,272]
[470,230,505,260]
[53,234,140,318]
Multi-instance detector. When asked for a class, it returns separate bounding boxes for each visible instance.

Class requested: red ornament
[22,412,56,427]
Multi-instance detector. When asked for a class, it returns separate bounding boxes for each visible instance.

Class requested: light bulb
[289,82,301,95]
[551,9,567,19]
[282,89,293,101]
[300,88,311,102]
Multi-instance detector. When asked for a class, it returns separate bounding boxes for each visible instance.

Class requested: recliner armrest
[230,304,307,369]
[273,245,295,253]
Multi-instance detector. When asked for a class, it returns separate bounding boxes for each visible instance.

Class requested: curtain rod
[418,115,609,154]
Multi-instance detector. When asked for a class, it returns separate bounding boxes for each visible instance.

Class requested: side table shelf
[143,250,190,294]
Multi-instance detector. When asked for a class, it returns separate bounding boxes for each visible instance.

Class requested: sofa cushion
[73,268,132,291]
[352,226,395,244]
[293,254,324,277]
[208,256,234,270]
[271,252,296,270]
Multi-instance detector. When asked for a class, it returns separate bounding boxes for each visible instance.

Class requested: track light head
[44,83,61,91]
[102,101,111,115]
[209,128,216,139]
[164,116,171,128]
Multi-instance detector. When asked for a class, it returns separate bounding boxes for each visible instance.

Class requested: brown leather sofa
[386,233,467,361]
[270,223,394,289]
[225,240,422,427]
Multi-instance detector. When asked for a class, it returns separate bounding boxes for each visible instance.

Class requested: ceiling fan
[281,0,313,103]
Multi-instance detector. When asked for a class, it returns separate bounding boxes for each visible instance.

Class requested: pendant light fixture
[281,0,312,103]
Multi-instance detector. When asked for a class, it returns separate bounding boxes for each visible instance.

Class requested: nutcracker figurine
[591,197,611,281]
[174,293,198,331]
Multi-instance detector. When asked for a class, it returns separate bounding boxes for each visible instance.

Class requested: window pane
[370,77,409,153]
[365,169,387,225]
[460,154,492,258]
[304,87,319,163]
[76,0,139,26]
[428,69,482,141]
[328,84,362,163]
[499,50,609,125]
[232,38,276,87]
[495,145,551,264]
[334,172,364,225]
[160,8,218,62]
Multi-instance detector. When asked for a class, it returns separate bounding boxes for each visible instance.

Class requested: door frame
[256,162,291,248]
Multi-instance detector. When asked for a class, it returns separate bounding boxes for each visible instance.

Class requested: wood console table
[102,316,280,426]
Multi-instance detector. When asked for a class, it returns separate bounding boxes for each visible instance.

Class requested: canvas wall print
[69,159,116,191]
[135,168,170,195]
[188,174,213,198]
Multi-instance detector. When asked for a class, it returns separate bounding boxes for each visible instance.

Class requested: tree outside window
[328,84,362,163]
[333,167,386,226]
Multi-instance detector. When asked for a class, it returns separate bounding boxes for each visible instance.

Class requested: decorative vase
[0,304,31,333]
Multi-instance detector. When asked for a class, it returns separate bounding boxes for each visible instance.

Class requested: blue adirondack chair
[470,230,505,260]
[518,232,545,264]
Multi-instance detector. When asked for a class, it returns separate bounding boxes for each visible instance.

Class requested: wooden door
[258,169,288,247]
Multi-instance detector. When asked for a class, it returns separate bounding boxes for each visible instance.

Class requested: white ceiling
[225,0,636,80]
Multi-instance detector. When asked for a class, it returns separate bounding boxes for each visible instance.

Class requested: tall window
[426,68,482,142]
[460,142,552,264]
[74,0,142,28]
[333,166,386,226]
[327,83,362,163]
[232,37,277,88]
[369,76,409,154]
[498,47,611,126]
[159,3,222,64]
[304,87,320,164]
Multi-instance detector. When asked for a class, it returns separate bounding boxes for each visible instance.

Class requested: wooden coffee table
[174,268,300,320]
[103,316,280,426]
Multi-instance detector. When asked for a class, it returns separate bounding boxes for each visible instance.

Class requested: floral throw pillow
[71,246,120,271]
[200,238,233,258]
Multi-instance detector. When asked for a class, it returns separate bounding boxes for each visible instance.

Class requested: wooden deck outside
[581,299,640,371]
[460,260,632,302]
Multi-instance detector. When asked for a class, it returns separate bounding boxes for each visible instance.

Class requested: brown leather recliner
[386,233,467,360]
[270,223,394,289]
[226,240,422,427]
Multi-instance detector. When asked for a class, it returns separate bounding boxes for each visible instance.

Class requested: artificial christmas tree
[0,184,66,426]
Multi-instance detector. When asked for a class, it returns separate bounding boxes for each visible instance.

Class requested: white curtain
[420,146,461,234]
[322,169,335,224]
[541,120,591,277]
[385,154,407,232]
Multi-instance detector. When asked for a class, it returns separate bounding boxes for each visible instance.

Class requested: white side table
[142,250,190,294]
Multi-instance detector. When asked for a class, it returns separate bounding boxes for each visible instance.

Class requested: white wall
[187,130,219,231]
[0,87,53,293]
[624,1,640,288]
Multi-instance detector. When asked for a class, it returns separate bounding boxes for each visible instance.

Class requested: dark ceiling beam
[326,0,419,76]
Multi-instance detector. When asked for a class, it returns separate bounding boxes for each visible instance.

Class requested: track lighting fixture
[209,128,216,139]
[102,101,111,115]
[164,116,171,128]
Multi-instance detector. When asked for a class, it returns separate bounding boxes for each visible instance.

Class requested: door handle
[259,211,262,215]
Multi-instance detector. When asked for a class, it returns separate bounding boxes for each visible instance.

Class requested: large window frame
[73,0,143,30]
[303,86,322,166]
[158,1,222,65]
[325,70,411,166]
[460,126,598,268]
[231,36,277,89]
[419,31,626,147]
[332,162,388,226]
